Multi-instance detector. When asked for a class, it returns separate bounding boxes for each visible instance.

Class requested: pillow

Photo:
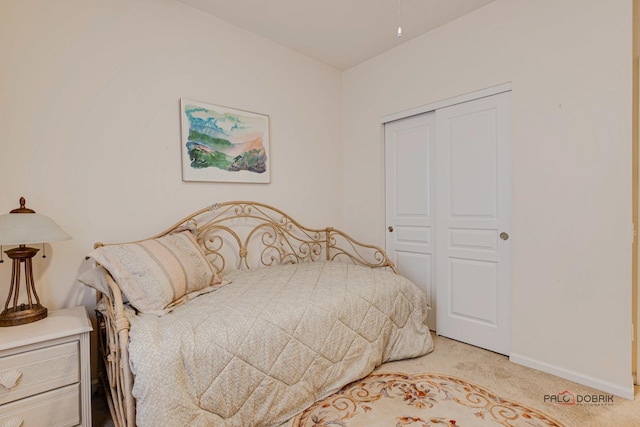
[77,265,112,296]
[77,265,132,305]
[87,230,221,315]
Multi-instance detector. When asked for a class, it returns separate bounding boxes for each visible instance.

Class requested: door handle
[500,232,509,241]
[388,226,394,232]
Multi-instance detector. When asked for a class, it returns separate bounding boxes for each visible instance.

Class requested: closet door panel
[385,112,436,330]
[435,91,512,355]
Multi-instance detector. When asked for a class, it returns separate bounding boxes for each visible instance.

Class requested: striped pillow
[90,231,221,315]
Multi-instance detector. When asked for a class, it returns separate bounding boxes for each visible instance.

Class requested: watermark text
[544,390,614,407]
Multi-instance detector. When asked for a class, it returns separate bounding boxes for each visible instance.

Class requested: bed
[80,201,433,427]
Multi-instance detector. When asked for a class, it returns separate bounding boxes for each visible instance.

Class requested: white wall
[343,0,634,398]
[0,0,342,370]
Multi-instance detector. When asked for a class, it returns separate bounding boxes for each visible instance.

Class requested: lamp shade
[0,199,71,245]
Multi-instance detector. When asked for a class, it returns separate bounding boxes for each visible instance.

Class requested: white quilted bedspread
[126,261,433,427]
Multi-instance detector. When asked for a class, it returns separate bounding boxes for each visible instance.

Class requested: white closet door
[385,112,436,330]
[435,92,512,355]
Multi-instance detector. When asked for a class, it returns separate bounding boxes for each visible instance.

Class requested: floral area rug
[291,372,565,427]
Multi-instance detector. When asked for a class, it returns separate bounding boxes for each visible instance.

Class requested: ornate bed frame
[93,201,397,427]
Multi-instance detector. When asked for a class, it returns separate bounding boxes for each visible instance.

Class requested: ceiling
[178,0,496,70]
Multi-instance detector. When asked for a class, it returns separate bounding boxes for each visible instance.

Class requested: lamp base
[1,245,48,327]
[0,303,47,327]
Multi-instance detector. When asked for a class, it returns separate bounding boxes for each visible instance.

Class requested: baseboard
[509,352,635,400]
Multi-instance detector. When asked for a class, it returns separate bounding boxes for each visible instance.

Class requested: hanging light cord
[397,0,403,37]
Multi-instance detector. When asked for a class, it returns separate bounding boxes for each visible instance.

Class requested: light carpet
[280,333,640,427]
[291,371,564,426]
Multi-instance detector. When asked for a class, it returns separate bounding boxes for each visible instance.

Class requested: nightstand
[0,306,93,427]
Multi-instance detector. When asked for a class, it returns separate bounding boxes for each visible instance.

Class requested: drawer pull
[1,418,23,427]
[0,370,22,390]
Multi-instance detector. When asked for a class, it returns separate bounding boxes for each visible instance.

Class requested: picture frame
[180,98,271,183]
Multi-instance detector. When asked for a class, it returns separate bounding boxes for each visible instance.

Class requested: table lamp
[0,197,71,326]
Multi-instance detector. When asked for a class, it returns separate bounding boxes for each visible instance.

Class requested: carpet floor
[92,333,640,426]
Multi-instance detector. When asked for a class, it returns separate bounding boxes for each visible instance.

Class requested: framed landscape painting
[180,99,270,183]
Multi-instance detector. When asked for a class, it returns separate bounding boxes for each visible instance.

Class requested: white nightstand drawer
[0,383,80,427]
[0,307,92,426]
[0,341,78,405]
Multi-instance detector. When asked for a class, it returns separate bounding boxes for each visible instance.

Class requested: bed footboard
[93,200,396,427]
[327,227,398,274]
